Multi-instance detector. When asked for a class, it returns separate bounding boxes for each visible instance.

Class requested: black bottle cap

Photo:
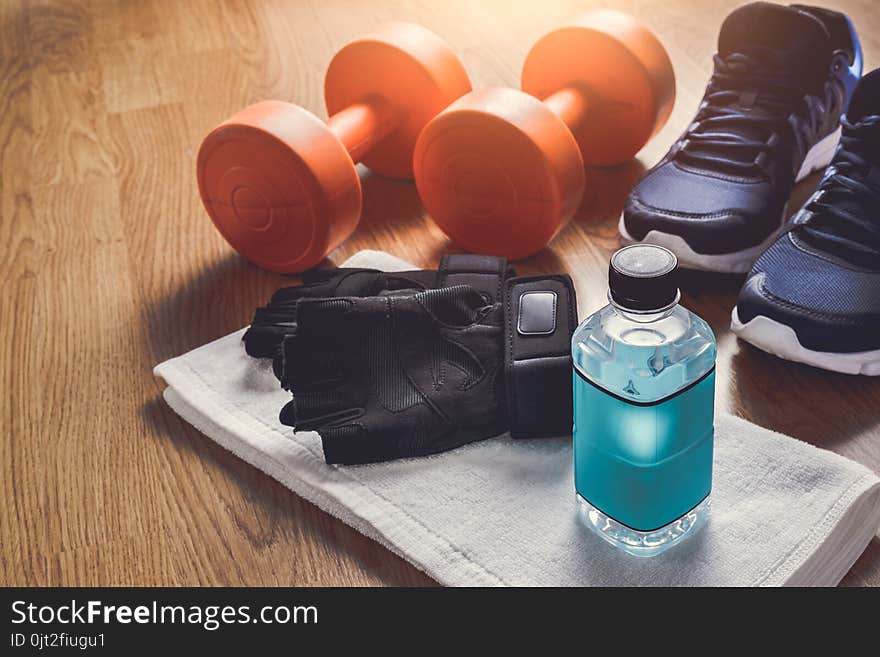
[608,245,679,311]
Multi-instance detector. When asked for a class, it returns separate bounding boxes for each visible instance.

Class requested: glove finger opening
[277,333,348,391]
[279,396,363,432]
[293,298,355,336]
[243,324,294,358]
[318,424,368,465]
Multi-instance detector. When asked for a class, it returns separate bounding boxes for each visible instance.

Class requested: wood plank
[0,10,46,583]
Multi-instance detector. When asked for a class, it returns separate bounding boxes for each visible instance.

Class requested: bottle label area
[573,369,715,532]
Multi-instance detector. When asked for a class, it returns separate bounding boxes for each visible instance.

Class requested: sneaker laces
[798,114,880,260]
[677,50,839,177]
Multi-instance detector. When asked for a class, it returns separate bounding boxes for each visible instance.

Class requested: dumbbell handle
[542,85,590,140]
[326,98,399,164]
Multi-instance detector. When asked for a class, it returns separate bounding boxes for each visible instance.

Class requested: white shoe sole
[618,214,782,273]
[730,307,880,376]
[619,126,843,273]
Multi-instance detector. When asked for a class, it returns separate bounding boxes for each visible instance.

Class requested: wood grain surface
[2,0,879,587]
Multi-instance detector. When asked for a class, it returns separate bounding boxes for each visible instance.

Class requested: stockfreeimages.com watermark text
[10,599,317,632]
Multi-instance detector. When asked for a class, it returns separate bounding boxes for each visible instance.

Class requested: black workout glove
[243,255,514,358]
[272,273,577,465]
[276,286,507,464]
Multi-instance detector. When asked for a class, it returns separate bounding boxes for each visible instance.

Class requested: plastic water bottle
[572,245,716,556]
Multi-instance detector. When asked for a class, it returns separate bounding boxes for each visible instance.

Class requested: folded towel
[154,250,880,586]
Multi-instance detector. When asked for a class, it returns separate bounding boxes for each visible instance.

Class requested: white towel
[154,250,880,586]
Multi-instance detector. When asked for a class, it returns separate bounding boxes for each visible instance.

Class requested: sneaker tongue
[803,70,880,264]
[847,69,880,123]
[844,70,880,168]
[718,2,830,73]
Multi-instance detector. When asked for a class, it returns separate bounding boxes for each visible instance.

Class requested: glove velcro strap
[504,275,577,439]
[439,254,512,304]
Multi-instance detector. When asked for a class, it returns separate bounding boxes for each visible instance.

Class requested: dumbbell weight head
[414,9,674,259]
[325,22,471,178]
[413,87,586,260]
[197,101,362,274]
[197,23,470,273]
[522,9,675,166]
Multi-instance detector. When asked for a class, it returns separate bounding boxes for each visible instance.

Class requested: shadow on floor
[841,536,880,587]
[575,160,647,238]
[143,251,284,364]
[357,167,427,235]
[728,342,880,448]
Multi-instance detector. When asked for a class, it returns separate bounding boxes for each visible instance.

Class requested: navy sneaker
[619,2,862,272]
[732,69,880,375]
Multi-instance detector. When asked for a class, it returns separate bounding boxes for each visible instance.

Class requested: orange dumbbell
[414,10,675,259]
[197,23,471,273]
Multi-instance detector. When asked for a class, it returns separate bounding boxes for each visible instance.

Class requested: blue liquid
[572,302,716,555]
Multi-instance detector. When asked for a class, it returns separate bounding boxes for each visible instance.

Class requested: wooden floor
[2,0,879,587]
